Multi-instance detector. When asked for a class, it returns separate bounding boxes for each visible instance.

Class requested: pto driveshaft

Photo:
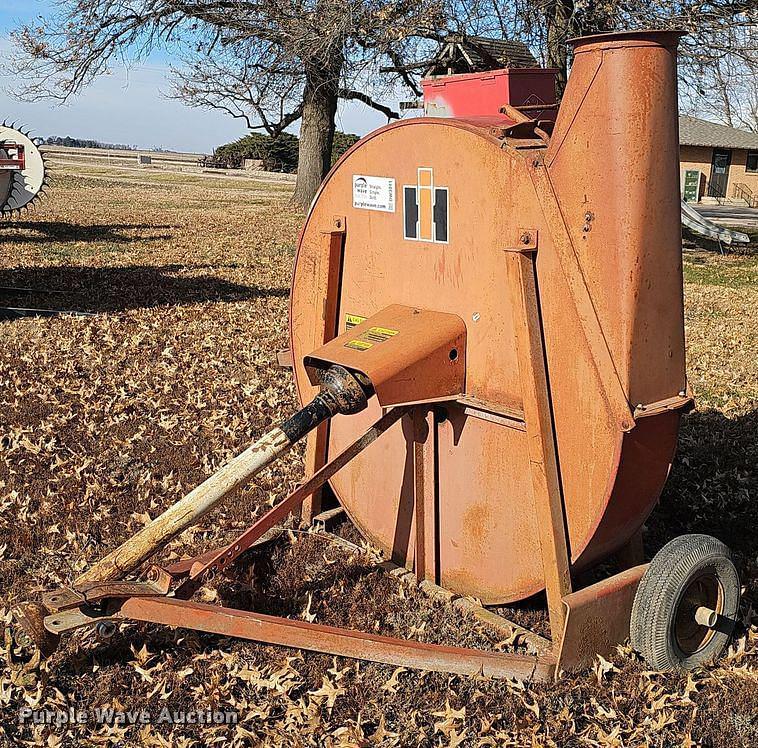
[76,365,371,585]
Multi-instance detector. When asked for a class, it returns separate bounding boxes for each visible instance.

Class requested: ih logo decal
[404,168,448,243]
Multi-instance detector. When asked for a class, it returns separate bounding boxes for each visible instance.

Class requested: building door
[708,149,731,198]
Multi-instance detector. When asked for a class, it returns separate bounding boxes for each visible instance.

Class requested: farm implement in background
[1,122,47,218]
[681,199,750,247]
[1,125,92,319]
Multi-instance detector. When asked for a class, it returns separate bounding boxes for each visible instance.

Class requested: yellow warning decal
[364,326,398,343]
[345,313,366,330]
[343,325,398,352]
[345,339,373,351]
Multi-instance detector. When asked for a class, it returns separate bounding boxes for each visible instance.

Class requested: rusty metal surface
[42,576,171,613]
[557,564,648,673]
[276,349,293,368]
[75,576,172,600]
[378,560,552,655]
[42,588,86,612]
[506,246,571,641]
[304,305,466,407]
[525,153,635,432]
[120,596,556,681]
[300,219,345,521]
[164,528,282,578]
[44,607,121,636]
[454,395,525,431]
[12,602,61,656]
[545,30,686,410]
[413,408,438,583]
[289,31,685,604]
[634,394,694,419]
[172,407,408,597]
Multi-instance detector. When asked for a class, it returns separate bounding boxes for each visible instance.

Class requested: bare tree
[482,0,757,119]
[171,45,306,136]
[10,0,753,212]
[9,0,445,207]
[670,19,757,131]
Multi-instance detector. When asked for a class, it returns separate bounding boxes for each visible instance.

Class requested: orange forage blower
[15,30,740,679]
[291,31,687,605]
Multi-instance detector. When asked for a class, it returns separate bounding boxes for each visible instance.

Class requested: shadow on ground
[649,407,757,566]
[0,265,288,315]
[0,221,174,245]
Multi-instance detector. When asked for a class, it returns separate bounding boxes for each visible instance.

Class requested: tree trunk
[293,59,342,210]
[545,0,575,98]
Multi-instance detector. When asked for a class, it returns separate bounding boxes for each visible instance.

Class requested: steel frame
[301,216,346,523]
[36,224,647,682]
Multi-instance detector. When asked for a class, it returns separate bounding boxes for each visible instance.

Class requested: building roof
[679,115,758,150]
[423,35,539,77]
[459,36,539,69]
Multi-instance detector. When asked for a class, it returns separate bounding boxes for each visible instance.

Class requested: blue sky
[0,1,387,152]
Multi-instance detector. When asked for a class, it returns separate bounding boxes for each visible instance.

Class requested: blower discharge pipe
[75,366,372,586]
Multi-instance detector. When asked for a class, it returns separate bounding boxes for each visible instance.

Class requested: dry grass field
[0,162,756,747]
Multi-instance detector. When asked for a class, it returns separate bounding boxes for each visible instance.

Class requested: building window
[747,150,758,173]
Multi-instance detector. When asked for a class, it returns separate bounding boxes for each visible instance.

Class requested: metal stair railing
[733,182,758,208]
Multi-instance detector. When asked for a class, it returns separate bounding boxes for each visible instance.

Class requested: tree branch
[338,89,400,120]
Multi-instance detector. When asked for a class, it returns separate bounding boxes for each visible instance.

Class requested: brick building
[679,115,758,206]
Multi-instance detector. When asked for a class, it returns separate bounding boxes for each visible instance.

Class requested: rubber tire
[630,534,740,670]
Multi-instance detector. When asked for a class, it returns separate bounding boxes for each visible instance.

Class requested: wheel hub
[674,571,724,656]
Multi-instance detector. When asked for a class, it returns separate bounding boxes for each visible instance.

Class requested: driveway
[693,204,758,229]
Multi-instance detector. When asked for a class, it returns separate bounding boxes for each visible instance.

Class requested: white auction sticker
[352,175,396,212]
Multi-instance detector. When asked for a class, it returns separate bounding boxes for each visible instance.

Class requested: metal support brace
[169,406,407,597]
[302,215,346,522]
[527,158,635,432]
[413,407,439,584]
[120,596,555,681]
[505,235,573,643]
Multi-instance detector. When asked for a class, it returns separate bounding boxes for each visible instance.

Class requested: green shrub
[214,131,360,172]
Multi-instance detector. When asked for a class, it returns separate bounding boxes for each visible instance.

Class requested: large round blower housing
[290,31,689,605]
